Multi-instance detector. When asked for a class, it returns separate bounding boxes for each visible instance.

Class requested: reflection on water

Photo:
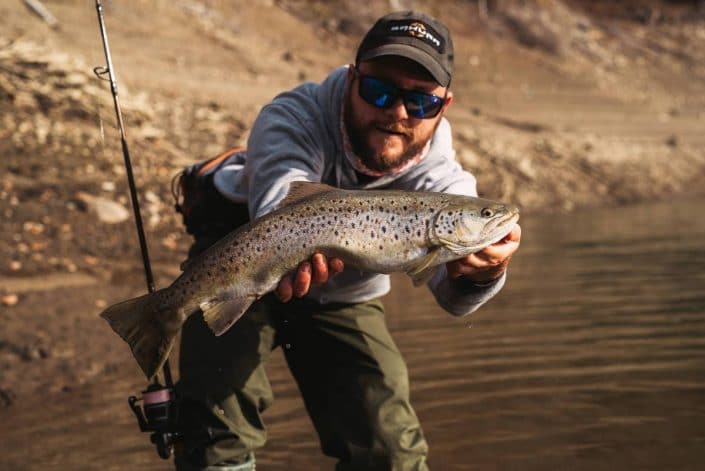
[1,198,704,470]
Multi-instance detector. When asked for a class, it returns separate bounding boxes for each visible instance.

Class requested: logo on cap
[389,21,441,49]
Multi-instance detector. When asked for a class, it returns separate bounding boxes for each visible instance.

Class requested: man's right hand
[276,252,344,302]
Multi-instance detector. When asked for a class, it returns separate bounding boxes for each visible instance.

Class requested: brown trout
[101,182,519,378]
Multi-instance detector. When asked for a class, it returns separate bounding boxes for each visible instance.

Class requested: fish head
[429,197,520,255]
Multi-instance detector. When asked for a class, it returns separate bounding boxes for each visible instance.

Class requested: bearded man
[175,11,521,471]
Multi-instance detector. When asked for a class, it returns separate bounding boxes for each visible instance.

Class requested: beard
[343,88,437,174]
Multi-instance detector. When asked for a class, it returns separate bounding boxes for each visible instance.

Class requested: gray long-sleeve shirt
[213,66,505,315]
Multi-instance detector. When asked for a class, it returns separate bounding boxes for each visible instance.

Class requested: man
[175,11,521,471]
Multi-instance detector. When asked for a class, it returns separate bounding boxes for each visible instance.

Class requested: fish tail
[100,290,179,379]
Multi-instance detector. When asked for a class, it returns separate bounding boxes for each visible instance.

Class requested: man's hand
[276,253,345,302]
[446,224,521,284]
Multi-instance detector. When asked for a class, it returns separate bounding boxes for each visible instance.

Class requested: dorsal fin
[276,181,338,209]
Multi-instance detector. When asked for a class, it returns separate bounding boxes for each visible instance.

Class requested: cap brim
[357,44,450,87]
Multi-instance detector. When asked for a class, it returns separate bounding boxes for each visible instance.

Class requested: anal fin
[200,295,257,336]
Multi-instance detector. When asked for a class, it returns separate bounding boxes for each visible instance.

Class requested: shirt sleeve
[428,266,507,316]
[244,99,326,219]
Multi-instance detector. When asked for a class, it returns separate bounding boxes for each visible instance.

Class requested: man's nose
[383,96,409,120]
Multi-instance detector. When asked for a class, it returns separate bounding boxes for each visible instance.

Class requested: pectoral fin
[200,295,257,336]
[407,248,441,286]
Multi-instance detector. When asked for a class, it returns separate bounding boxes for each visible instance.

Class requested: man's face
[344,57,453,174]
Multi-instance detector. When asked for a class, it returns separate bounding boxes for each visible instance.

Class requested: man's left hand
[446,224,522,284]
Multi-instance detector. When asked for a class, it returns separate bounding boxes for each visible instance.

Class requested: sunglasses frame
[353,67,448,119]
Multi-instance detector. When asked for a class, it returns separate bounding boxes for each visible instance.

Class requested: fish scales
[174,191,440,311]
[101,183,519,378]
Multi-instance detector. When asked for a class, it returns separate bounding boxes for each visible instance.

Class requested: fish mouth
[482,207,520,245]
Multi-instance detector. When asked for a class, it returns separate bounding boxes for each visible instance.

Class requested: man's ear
[440,91,453,115]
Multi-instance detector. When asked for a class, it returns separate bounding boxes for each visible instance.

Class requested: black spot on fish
[382,226,387,233]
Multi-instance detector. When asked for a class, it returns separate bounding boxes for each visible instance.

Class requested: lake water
[1,197,704,470]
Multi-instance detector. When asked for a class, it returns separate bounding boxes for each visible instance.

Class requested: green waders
[175,294,429,470]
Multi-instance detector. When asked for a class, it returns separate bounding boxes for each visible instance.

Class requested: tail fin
[100,291,179,379]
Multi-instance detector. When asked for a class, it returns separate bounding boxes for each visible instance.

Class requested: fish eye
[480,208,494,218]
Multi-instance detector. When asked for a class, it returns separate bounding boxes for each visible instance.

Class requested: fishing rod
[93,0,179,459]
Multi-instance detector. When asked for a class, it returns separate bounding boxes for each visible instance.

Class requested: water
[1,198,704,470]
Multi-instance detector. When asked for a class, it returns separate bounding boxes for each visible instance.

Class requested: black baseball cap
[355,11,454,87]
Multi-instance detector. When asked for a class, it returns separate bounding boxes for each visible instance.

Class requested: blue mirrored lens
[358,75,444,119]
[360,77,397,108]
[405,92,443,119]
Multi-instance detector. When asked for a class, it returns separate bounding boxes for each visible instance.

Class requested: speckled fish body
[101,183,519,378]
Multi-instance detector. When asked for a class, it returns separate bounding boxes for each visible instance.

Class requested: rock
[22,221,44,235]
[1,294,19,306]
[74,191,130,224]
[161,235,179,250]
[83,255,99,266]
[9,260,22,271]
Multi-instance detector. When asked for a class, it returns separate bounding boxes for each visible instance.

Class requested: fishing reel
[128,382,181,459]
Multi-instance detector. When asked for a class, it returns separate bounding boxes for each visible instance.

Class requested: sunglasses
[355,70,447,119]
